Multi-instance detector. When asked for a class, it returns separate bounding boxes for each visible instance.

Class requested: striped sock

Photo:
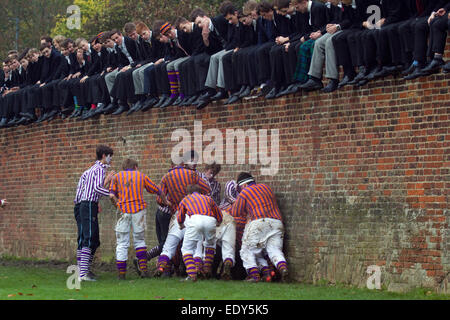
[76,249,81,269]
[276,261,288,272]
[194,257,203,273]
[183,254,197,279]
[135,247,148,273]
[116,261,127,275]
[79,247,91,278]
[168,71,180,98]
[203,247,215,273]
[147,245,161,260]
[261,266,271,280]
[223,258,234,267]
[157,254,170,272]
[247,267,261,281]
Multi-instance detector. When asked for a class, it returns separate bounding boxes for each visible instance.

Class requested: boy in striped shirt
[153,151,211,276]
[109,159,169,279]
[178,184,223,281]
[231,172,289,283]
[78,145,116,282]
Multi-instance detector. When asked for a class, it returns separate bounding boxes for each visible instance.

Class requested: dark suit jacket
[238,23,257,48]
[190,24,208,55]
[116,36,141,68]
[257,16,276,45]
[273,12,295,38]
[206,17,226,55]
[382,0,410,25]
[353,0,382,29]
[290,0,329,42]
[40,51,64,83]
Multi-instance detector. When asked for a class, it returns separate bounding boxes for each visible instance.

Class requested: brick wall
[0,56,449,292]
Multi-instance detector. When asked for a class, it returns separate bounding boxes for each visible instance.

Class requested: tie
[416,0,424,15]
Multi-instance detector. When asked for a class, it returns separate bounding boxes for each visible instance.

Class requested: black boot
[321,79,339,93]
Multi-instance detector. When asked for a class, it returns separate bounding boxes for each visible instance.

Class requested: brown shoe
[280,269,289,283]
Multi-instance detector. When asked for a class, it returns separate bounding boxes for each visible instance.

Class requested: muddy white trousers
[240,218,286,270]
[115,209,147,261]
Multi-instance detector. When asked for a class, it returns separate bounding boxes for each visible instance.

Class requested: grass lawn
[0,262,449,301]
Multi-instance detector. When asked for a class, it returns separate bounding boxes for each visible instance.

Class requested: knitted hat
[237,172,255,186]
[160,22,172,35]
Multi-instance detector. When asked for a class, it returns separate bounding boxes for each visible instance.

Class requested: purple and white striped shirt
[200,172,221,205]
[74,169,89,204]
[80,161,110,203]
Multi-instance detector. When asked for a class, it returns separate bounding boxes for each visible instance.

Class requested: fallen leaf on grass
[31,285,37,289]
[26,294,34,296]
[18,292,23,296]
[7,294,16,297]
[178,298,185,300]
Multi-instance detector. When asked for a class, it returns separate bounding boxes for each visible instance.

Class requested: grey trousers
[132,62,154,95]
[308,31,342,80]
[105,69,119,94]
[204,49,232,89]
[166,56,190,72]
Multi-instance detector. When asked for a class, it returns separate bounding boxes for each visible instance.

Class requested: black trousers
[154,62,170,96]
[74,203,82,250]
[282,40,302,85]
[398,17,427,65]
[88,73,110,105]
[430,15,450,55]
[333,29,359,77]
[41,79,62,112]
[111,68,138,104]
[222,50,240,92]
[155,209,172,248]
[269,44,287,88]
[255,42,275,84]
[79,201,100,253]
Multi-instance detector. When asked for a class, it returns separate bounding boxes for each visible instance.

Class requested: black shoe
[338,75,354,88]
[160,97,177,109]
[234,86,246,98]
[127,101,143,115]
[366,66,382,81]
[373,66,391,79]
[401,63,415,76]
[356,78,369,87]
[93,103,106,115]
[112,104,129,115]
[443,62,450,73]
[224,94,240,105]
[239,86,252,98]
[0,118,8,128]
[45,109,58,122]
[20,112,36,121]
[265,87,278,99]
[257,84,272,97]
[154,95,168,108]
[349,66,367,84]
[7,116,20,127]
[81,109,96,120]
[61,107,73,115]
[141,97,158,112]
[102,103,118,115]
[35,113,48,123]
[173,96,184,106]
[403,65,424,80]
[211,90,228,101]
[275,86,288,98]
[321,79,339,93]
[68,108,81,119]
[300,78,323,91]
[420,58,445,76]
[196,98,211,110]
[15,116,29,126]
[276,84,295,97]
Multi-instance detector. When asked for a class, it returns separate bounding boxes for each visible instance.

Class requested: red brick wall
[0,54,449,292]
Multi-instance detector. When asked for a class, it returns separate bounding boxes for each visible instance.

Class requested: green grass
[0,264,449,300]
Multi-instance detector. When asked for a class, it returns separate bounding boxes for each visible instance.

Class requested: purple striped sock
[157,254,170,271]
[223,258,234,267]
[116,261,127,275]
[79,247,91,278]
[247,267,260,280]
[76,250,81,269]
[276,261,288,272]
